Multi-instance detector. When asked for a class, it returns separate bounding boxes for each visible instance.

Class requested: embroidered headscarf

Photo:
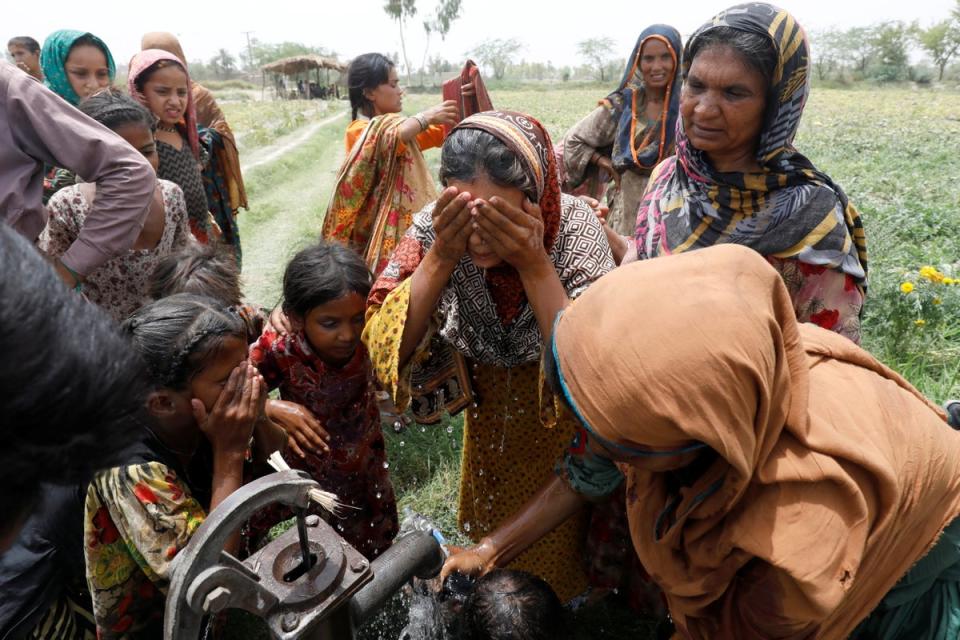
[40,30,116,106]
[553,244,960,639]
[635,3,868,291]
[607,25,682,173]
[128,49,200,159]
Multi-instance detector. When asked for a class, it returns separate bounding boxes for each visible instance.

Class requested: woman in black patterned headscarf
[631,2,868,344]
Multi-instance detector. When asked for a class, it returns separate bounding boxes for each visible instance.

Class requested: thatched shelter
[261,54,347,100]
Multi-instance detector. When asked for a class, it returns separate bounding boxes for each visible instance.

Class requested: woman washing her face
[363,111,615,601]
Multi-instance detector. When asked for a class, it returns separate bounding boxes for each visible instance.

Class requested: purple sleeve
[5,66,155,275]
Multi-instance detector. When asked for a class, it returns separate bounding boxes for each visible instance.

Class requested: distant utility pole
[242,31,255,71]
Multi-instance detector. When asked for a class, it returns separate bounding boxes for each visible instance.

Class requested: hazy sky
[5,0,955,70]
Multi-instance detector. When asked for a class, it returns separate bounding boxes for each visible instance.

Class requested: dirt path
[240,109,347,174]
[238,120,346,306]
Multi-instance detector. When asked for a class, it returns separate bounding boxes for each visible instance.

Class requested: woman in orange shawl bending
[324,53,463,273]
[443,244,960,639]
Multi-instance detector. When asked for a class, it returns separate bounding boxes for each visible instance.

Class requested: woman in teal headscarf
[558,25,682,238]
[40,30,115,106]
[39,30,117,201]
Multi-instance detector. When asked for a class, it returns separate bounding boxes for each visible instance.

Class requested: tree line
[813,4,960,83]
[186,0,960,86]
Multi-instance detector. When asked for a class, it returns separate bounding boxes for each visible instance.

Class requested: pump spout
[349,526,445,625]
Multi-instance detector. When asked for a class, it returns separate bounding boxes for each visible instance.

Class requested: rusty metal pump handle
[164,470,319,639]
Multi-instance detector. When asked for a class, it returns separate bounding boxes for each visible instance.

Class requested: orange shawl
[553,244,960,639]
[324,113,436,274]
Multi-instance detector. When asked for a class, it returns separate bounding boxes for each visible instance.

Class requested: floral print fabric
[83,462,205,638]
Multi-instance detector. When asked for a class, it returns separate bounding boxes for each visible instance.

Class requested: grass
[793,89,960,395]
[204,78,258,91]
[232,85,960,638]
[222,99,333,153]
[236,119,346,307]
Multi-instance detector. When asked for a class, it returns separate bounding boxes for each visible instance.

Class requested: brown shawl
[552,244,960,639]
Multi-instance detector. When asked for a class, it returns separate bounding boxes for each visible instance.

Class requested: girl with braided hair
[83,294,287,638]
[40,88,192,323]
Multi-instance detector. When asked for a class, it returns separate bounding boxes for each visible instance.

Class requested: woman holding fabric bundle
[363,111,615,601]
[443,243,960,640]
[558,25,681,238]
[324,52,464,273]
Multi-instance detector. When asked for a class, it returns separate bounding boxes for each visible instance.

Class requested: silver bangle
[414,113,429,131]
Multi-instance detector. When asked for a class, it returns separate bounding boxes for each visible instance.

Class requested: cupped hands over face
[431,177,547,272]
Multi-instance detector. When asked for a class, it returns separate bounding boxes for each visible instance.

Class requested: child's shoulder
[92,460,186,501]
[157,178,186,203]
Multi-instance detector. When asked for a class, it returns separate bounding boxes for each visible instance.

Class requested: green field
[223,86,960,638]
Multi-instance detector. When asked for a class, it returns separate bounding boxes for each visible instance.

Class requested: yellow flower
[900,282,915,294]
[945,277,956,285]
[915,319,927,326]
[933,298,943,305]
[920,266,946,283]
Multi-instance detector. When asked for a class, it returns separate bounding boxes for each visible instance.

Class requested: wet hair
[123,294,245,390]
[7,36,40,53]
[0,223,148,532]
[134,58,187,94]
[439,128,538,202]
[281,241,372,318]
[79,87,155,133]
[686,26,778,88]
[347,52,394,120]
[148,244,242,307]
[461,569,567,640]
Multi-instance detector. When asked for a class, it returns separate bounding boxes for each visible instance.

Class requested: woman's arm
[397,187,474,369]
[577,195,631,266]
[398,100,459,145]
[607,232,631,265]
[441,474,588,580]
[563,105,619,188]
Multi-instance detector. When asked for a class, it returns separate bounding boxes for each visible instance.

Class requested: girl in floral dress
[83,295,286,638]
[248,241,398,559]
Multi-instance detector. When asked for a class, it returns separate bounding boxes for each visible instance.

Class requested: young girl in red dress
[249,241,398,558]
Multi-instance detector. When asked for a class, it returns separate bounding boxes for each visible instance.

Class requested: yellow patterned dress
[83,462,206,638]
[366,282,591,600]
[364,192,614,601]
[324,113,438,274]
